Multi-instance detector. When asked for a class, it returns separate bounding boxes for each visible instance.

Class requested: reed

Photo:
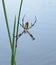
[2,0,23,65]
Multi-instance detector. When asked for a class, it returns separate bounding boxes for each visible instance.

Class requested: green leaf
[2,0,12,49]
[16,0,23,47]
[13,16,16,46]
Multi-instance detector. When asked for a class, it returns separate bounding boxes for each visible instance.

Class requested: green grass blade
[2,0,12,48]
[17,0,23,34]
[16,0,23,47]
[12,16,16,47]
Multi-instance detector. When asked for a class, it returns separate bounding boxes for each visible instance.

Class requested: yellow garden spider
[16,15,37,40]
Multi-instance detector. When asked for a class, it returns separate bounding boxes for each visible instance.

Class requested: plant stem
[2,0,12,49]
[16,0,23,48]
[2,0,23,65]
[11,49,16,65]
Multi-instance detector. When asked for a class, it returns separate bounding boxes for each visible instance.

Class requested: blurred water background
[0,0,56,65]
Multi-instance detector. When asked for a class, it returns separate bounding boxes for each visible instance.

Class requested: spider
[16,15,37,40]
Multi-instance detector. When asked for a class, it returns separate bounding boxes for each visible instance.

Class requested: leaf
[16,0,23,47]
[13,16,16,45]
[2,0,12,48]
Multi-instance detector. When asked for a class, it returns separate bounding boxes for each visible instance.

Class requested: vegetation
[2,0,23,65]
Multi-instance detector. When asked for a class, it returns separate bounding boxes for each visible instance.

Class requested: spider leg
[18,30,25,38]
[22,15,25,27]
[28,16,37,29]
[19,15,26,29]
[15,30,25,48]
[14,30,25,40]
[19,23,25,29]
[27,31,35,40]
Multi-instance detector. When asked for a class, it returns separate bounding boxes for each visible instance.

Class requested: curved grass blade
[12,16,16,48]
[16,0,23,48]
[2,0,12,48]
[11,16,16,65]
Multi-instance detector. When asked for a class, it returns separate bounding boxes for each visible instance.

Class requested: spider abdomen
[25,22,29,30]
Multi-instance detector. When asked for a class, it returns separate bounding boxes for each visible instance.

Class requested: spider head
[25,22,29,30]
